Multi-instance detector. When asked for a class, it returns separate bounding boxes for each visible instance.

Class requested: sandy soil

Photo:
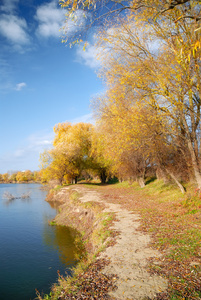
[73,186,168,300]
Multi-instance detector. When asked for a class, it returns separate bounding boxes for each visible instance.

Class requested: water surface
[0,184,79,300]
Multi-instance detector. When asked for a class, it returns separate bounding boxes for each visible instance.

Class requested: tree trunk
[138,177,145,188]
[187,140,201,188]
[156,166,169,183]
[165,169,185,194]
[100,170,107,184]
[182,114,201,188]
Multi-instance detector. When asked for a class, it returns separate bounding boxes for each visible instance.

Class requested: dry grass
[38,186,117,300]
[92,180,201,299]
[38,180,201,299]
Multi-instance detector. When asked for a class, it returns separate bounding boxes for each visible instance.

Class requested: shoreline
[41,184,168,299]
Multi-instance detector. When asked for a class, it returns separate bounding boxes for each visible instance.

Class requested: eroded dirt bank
[47,185,168,299]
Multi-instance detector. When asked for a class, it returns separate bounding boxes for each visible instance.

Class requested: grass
[36,259,92,300]
[97,179,201,300]
[40,179,200,299]
[182,191,201,214]
[69,190,80,203]
[91,212,116,248]
[48,220,57,226]
[38,186,116,300]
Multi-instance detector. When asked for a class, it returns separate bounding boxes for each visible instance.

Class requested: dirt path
[74,186,168,300]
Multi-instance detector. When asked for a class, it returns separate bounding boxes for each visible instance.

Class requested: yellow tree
[60,0,201,57]
[93,7,201,188]
[40,122,94,184]
[94,87,188,191]
[94,91,163,187]
[53,122,94,182]
[33,171,42,182]
[2,173,9,183]
[60,0,201,187]
[90,125,114,183]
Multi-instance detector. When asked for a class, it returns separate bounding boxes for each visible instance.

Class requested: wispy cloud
[0,130,54,173]
[27,132,54,149]
[35,0,65,38]
[0,58,12,92]
[15,82,26,91]
[0,0,19,13]
[0,115,95,173]
[35,1,90,40]
[76,43,101,69]
[13,131,53,160]
[71,113,94,124]
[62,10,89,39]
[0,14,30,46]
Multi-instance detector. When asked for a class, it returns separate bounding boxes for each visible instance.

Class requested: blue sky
[0,0,103,173]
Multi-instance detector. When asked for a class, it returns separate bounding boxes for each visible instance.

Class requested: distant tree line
[0,170,42,183]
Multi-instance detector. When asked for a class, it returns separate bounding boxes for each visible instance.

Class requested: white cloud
[0,14,29,45]
[0,0,19,13]
[62,10,89,38]
[35,1,65,38]
[76,43,101,69]
[15,82,26,91]
[12,132,53,160]
[0,131,54,173]
[70,113,94,124]
[27,132,53,148]
[35,1,89,40]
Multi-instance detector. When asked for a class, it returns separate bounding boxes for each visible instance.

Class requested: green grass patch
[111,181,132,188]
[182,192,201,214]
[143,179,184,201]
[50,185,63,191]
[69,190,81,204]
[48,220,56,226]
[91,212,116,248]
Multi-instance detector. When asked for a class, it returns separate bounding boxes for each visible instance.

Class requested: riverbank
[38,181,199,299]
[39,185,118,299]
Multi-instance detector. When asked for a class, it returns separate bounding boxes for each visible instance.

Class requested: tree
[53,122,94,182]
[90,125,113,183]
[33,171,42,182]
[40,122,94,184]
[10,173,17,182]
[93,92,171,187]
[2,173,9,182]
[60,0,201,50]
[91,6,201,188]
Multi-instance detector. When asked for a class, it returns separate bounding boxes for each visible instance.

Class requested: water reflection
[20,197,31,203]
[3,190,31,206]
[48,201,61,210]
[43,224,85,267]
[0,183,80,300]
[3,197,32,206]
[3,198,16,206]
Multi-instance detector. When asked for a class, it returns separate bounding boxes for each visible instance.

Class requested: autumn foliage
[39,122,112,184]
[0,170,42,183]
[40,0,201,191]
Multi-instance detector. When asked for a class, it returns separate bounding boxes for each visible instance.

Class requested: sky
[0,0,104,173]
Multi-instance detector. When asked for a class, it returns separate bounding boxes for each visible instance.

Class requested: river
[0,183,79,300]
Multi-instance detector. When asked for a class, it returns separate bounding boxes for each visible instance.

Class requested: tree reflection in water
[43,223,85,271]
